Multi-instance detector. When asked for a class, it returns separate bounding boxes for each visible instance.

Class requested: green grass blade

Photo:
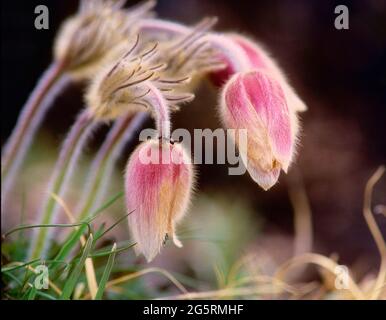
[89,242,136,258]
[60,234,94,300]
[95,243,117,300]
[35,291,57,300]
[1,259,41,273]
[50,192,123,270]
[3,222,91,238]
[2,271,24,286]
[94,210,134,241]
[27,285,37,300]
[50,227,86,272]
[94,222,106,240]
[87,191,123,220]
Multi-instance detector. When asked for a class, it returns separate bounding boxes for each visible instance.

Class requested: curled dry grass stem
[272,166,386,300]
[290,281,323,300]
[223,254,299,297]
[225,255,251,285]
[275,253,365,299]
[159,285,285,300]
[287,168,313,257]
[82,267,188,300]
[363,166,385,299]
[231,275,299,296]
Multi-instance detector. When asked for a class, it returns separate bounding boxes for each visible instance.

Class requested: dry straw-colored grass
[96,166,385,300]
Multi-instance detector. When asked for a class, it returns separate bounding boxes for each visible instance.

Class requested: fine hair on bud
[125,139,194,262]
[220,70,297,190]
[54,0,155,80]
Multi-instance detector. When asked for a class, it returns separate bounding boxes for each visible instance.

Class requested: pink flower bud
[125,139,194,262]
[229,34,307,113]
[209,33,307,113]
[220,70,296,190]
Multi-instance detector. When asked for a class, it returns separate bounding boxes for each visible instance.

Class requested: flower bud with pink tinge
[229,34,307,113]
[210,33,307,114]
[220,70,296,190]
[125,139,194,262]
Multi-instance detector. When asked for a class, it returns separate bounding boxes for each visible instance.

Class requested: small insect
[163,233,169,246]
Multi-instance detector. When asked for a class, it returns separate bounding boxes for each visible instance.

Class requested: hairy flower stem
[29,109,96,260]
[138,19,250,72]
[144,82,171,139]
[2,60,69,196]
[49,113,148,267]
[77,112,148,220]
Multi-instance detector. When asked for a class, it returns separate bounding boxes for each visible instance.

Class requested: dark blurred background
[2,0,386,271]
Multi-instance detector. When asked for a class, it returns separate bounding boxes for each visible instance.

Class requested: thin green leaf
[94,210,135,241]
[60,234,94,300]
[50,192,124,270]
[2,259,69,274]
[35,290,57,300]
[2,271,24,286]
[50,227,86,272]
[89,242,136,258]
[87,191,124,221]
[27,285,37,300]
[94,222,106,240]
[20,283,34,300]
[3,222,91,238]
[1,259,41,273]
[95,243,117,300]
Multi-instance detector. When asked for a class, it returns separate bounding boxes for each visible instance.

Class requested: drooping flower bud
[54,0,155,80]
[125,139,194,262]
[86,35,195,123]
[158,18,225,80]
[229,34,307,113]
[209,33,307,113]
[220,70,296,190]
